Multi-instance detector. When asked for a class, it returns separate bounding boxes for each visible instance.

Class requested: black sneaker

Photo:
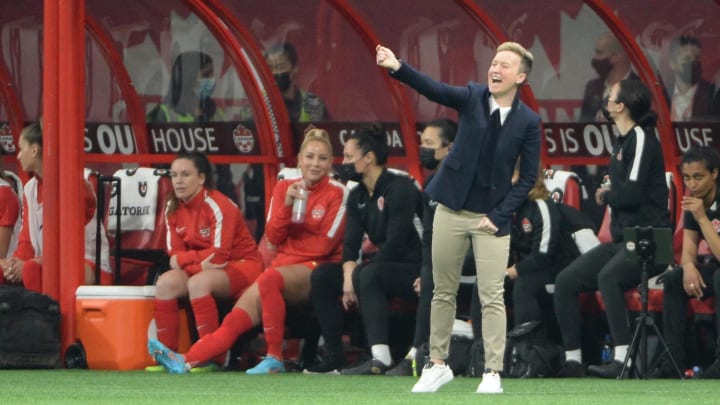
[587,360,624,379]
[340,358,390,375]
[386,358,413,376]
[699,359,720,379]
[303,354,343,375]
[557,360,586,377]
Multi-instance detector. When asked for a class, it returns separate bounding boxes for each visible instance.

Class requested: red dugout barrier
[0,0,715,359]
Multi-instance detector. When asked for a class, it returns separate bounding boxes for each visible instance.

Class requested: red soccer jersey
[0,185,19,228]
[265,176,347,266]
[166,187,260,275]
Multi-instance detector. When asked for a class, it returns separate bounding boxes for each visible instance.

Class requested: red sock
[154,299,179,351]
[22,261,42,293]
[185,308,254,368]
[258,268,286,359]
[191,294,219,339]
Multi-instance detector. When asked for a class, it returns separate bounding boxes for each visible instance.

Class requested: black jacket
[511,199,582,276]
[342,169,422,264]
[604,125,671,242]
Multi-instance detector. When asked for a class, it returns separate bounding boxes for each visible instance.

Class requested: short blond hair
[497,42,533,76]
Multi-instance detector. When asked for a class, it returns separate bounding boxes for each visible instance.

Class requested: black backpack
[414,335,474,376]
[504,321,563,378]
[0,285,60,368]
[466,339,485,377]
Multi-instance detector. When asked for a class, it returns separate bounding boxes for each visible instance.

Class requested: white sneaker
[476,370,503,394]
[411,363,454,393]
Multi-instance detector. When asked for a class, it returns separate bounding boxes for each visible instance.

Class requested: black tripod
[619,238,683,379]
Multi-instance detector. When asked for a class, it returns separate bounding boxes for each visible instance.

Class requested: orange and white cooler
[75,286,191,370]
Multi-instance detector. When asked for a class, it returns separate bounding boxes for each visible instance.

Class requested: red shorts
[296,261,319,271]
[225,258,264,298]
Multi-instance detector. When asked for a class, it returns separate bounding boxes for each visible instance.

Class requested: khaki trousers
[429,204,509,371]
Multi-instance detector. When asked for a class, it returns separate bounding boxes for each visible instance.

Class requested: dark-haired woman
[554,78,671,378]
[650,147,720,378]
[305,125,423,375]
[150,152,263,371]
[1,123,109,291]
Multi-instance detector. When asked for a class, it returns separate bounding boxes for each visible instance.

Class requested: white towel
[108,168,160,232]
[544,170,589,200]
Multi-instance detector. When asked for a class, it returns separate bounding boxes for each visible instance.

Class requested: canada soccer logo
[522,217,532,233]
[311,205,325,220]
[0,123,14,152]
[233,124,255,153]
[551,188,563,203]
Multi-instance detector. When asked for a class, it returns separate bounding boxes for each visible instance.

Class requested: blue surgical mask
[196,78,216,99]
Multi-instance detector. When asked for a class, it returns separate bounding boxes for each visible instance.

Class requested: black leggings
[311,261,419,356]
[661,264,720,367]
[554,243,664,349]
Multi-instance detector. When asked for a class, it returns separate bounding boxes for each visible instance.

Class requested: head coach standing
[376,42,540,394]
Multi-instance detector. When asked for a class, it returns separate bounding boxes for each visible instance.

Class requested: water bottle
[600,334,614,364]
[291,183,308,224]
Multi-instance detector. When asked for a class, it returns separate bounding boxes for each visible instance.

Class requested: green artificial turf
[0,370,716,404]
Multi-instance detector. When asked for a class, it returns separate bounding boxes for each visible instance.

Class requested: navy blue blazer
[391,62,541,236]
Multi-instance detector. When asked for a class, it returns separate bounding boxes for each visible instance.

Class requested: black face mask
[591,57,613,79]
[600,107,614,122]
[274,72,292,92]
[419,147,440,170]
[679,60,702,85]
[600,96,615,122]
[338,163,363,182]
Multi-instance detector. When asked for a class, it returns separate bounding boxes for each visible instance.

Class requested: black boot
[587,360,625,379]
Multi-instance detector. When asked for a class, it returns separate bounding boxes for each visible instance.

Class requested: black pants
[412,263,434,348]
[513,269,557,326]
[661,264,720,368]
[311,260,419,357]
[554,242,664,350]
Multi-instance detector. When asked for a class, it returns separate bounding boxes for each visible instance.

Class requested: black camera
[624,226,673,266]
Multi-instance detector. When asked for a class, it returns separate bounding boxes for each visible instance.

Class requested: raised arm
[376,44,471,109]
[375,45,402,72]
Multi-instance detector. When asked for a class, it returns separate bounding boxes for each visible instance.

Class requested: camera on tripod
[620,225,678,379]
[624,226,672,267]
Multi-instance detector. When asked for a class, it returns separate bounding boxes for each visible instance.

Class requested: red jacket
[0,185,19,229]
[166,188,260,275]
[265,176,346,266]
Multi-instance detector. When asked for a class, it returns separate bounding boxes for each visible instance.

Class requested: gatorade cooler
[75,286,191,370]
